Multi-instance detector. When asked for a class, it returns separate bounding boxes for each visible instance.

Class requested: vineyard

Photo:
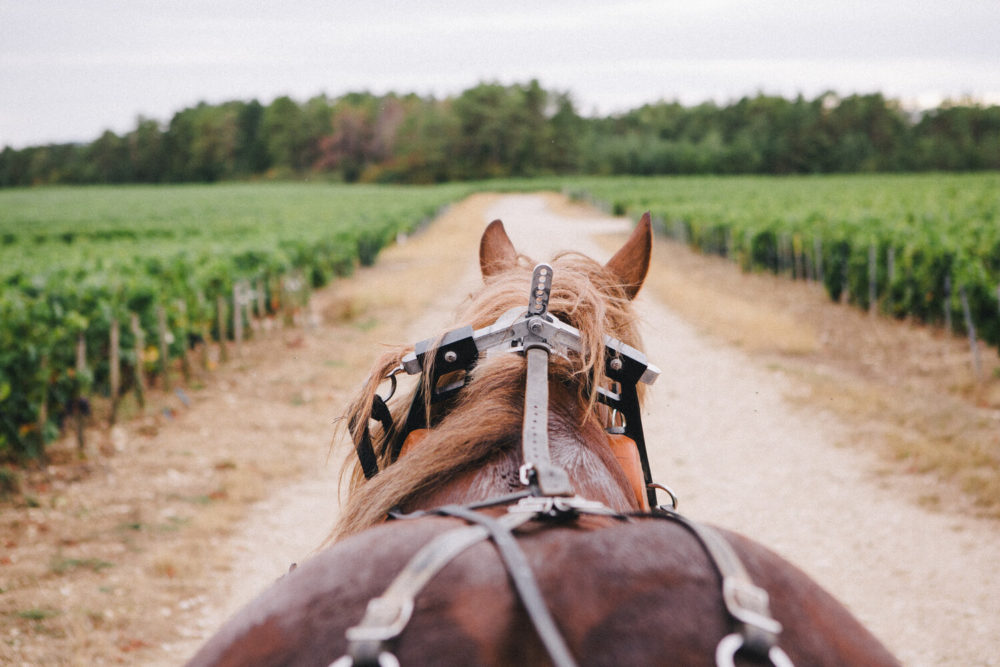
[569,173,1000,347]
[0,183,471,461]
[3,174,999,462]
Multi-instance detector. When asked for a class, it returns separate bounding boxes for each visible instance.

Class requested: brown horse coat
[188,513,898,666]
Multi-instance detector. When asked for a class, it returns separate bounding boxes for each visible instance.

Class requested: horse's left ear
[605,212,652,299]
[480,219,518,279]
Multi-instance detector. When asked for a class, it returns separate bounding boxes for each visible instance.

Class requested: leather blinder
[607,433,650,511]
[398,428,430,459]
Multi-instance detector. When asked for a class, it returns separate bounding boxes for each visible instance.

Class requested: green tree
[127,116,166,182]
[234,100,270,175]
[85,130,131,183]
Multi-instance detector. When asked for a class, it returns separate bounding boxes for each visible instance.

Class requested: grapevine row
[0,183,470,460]
[569,174,1000,348]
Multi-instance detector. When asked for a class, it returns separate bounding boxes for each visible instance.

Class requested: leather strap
[520,345,573,496]
[352,394,394,480]
[651,510,790,664]
[436,505,578,667]
[336,511,535,666]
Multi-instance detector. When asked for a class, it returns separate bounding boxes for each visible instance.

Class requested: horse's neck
[403,398,638,513]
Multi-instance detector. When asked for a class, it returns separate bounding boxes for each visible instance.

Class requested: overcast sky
[2,0,999,149]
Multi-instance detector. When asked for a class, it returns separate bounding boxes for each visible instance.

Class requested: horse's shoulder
[189,514,899,667]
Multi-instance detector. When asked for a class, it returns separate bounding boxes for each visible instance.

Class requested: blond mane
[331,250,645,541]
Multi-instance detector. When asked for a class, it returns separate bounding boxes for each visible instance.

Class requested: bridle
[338,264,792,667]
[352,263,665,508]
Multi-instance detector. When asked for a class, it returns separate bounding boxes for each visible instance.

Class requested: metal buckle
[509,494,556,515]
[328,652,401,667]
[518,462,536,487]
[551,496,616,515]
[508,494,617,518]
[345,597,415,643]
[648,482,680,511]
[716,633,794,667]
[377,365,404,403]
[721,577,783,636]
[329,651,400,667]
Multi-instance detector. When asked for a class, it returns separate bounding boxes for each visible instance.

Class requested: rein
[339,264,793,667]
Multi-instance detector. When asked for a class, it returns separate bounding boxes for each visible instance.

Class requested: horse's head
[333,214,654,540]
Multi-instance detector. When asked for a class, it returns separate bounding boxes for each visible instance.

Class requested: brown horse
[188,216,899,666]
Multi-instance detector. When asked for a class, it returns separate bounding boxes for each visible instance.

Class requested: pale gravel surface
[182,194,998,666]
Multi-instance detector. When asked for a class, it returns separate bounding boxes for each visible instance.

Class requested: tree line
[3,80,999,187]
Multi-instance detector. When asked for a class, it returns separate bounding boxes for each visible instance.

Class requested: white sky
[2,0,999,149]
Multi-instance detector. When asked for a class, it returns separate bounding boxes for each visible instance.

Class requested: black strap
[353,394,394,480]
[435,505,578,667]
[388,491,534,520]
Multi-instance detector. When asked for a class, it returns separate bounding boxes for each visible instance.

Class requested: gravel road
[185,194,999,666]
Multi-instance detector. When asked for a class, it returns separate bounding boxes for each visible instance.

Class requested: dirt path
[4,194,995,666]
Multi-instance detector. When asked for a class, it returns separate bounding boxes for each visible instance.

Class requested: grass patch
[16,608,61,621]
[351,317,380,332]
[50,554,115,575]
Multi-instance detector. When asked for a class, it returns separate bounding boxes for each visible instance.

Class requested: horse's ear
[605,212,652,299]
[480,219,518,279]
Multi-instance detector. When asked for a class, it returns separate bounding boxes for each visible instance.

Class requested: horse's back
[188,515,898,666]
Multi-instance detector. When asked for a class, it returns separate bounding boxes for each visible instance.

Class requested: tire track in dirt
[180,194,999,666]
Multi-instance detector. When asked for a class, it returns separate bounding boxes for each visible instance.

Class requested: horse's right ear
[605,212,652,299]
[480,219,518,279]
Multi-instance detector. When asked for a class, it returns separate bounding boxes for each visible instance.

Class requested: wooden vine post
[244,282,254,338]
[109,317,120,425]
[885,247,895,312]
[196,290,211,371]
[233,283,244,357]
[217,295,228,363]
[254,279,268,336]
[943,275,952,333]
[75,332,87,452]
[960,286,982,380]
[256,279,266,319]
[130,313,147,408]
[37,354,49,454]
[868,243,878,315]
[156,305,171,391]
[177,300,192,382]
[813,237,824,283]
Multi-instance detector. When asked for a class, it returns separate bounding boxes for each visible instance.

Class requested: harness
[336,265,792,667]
